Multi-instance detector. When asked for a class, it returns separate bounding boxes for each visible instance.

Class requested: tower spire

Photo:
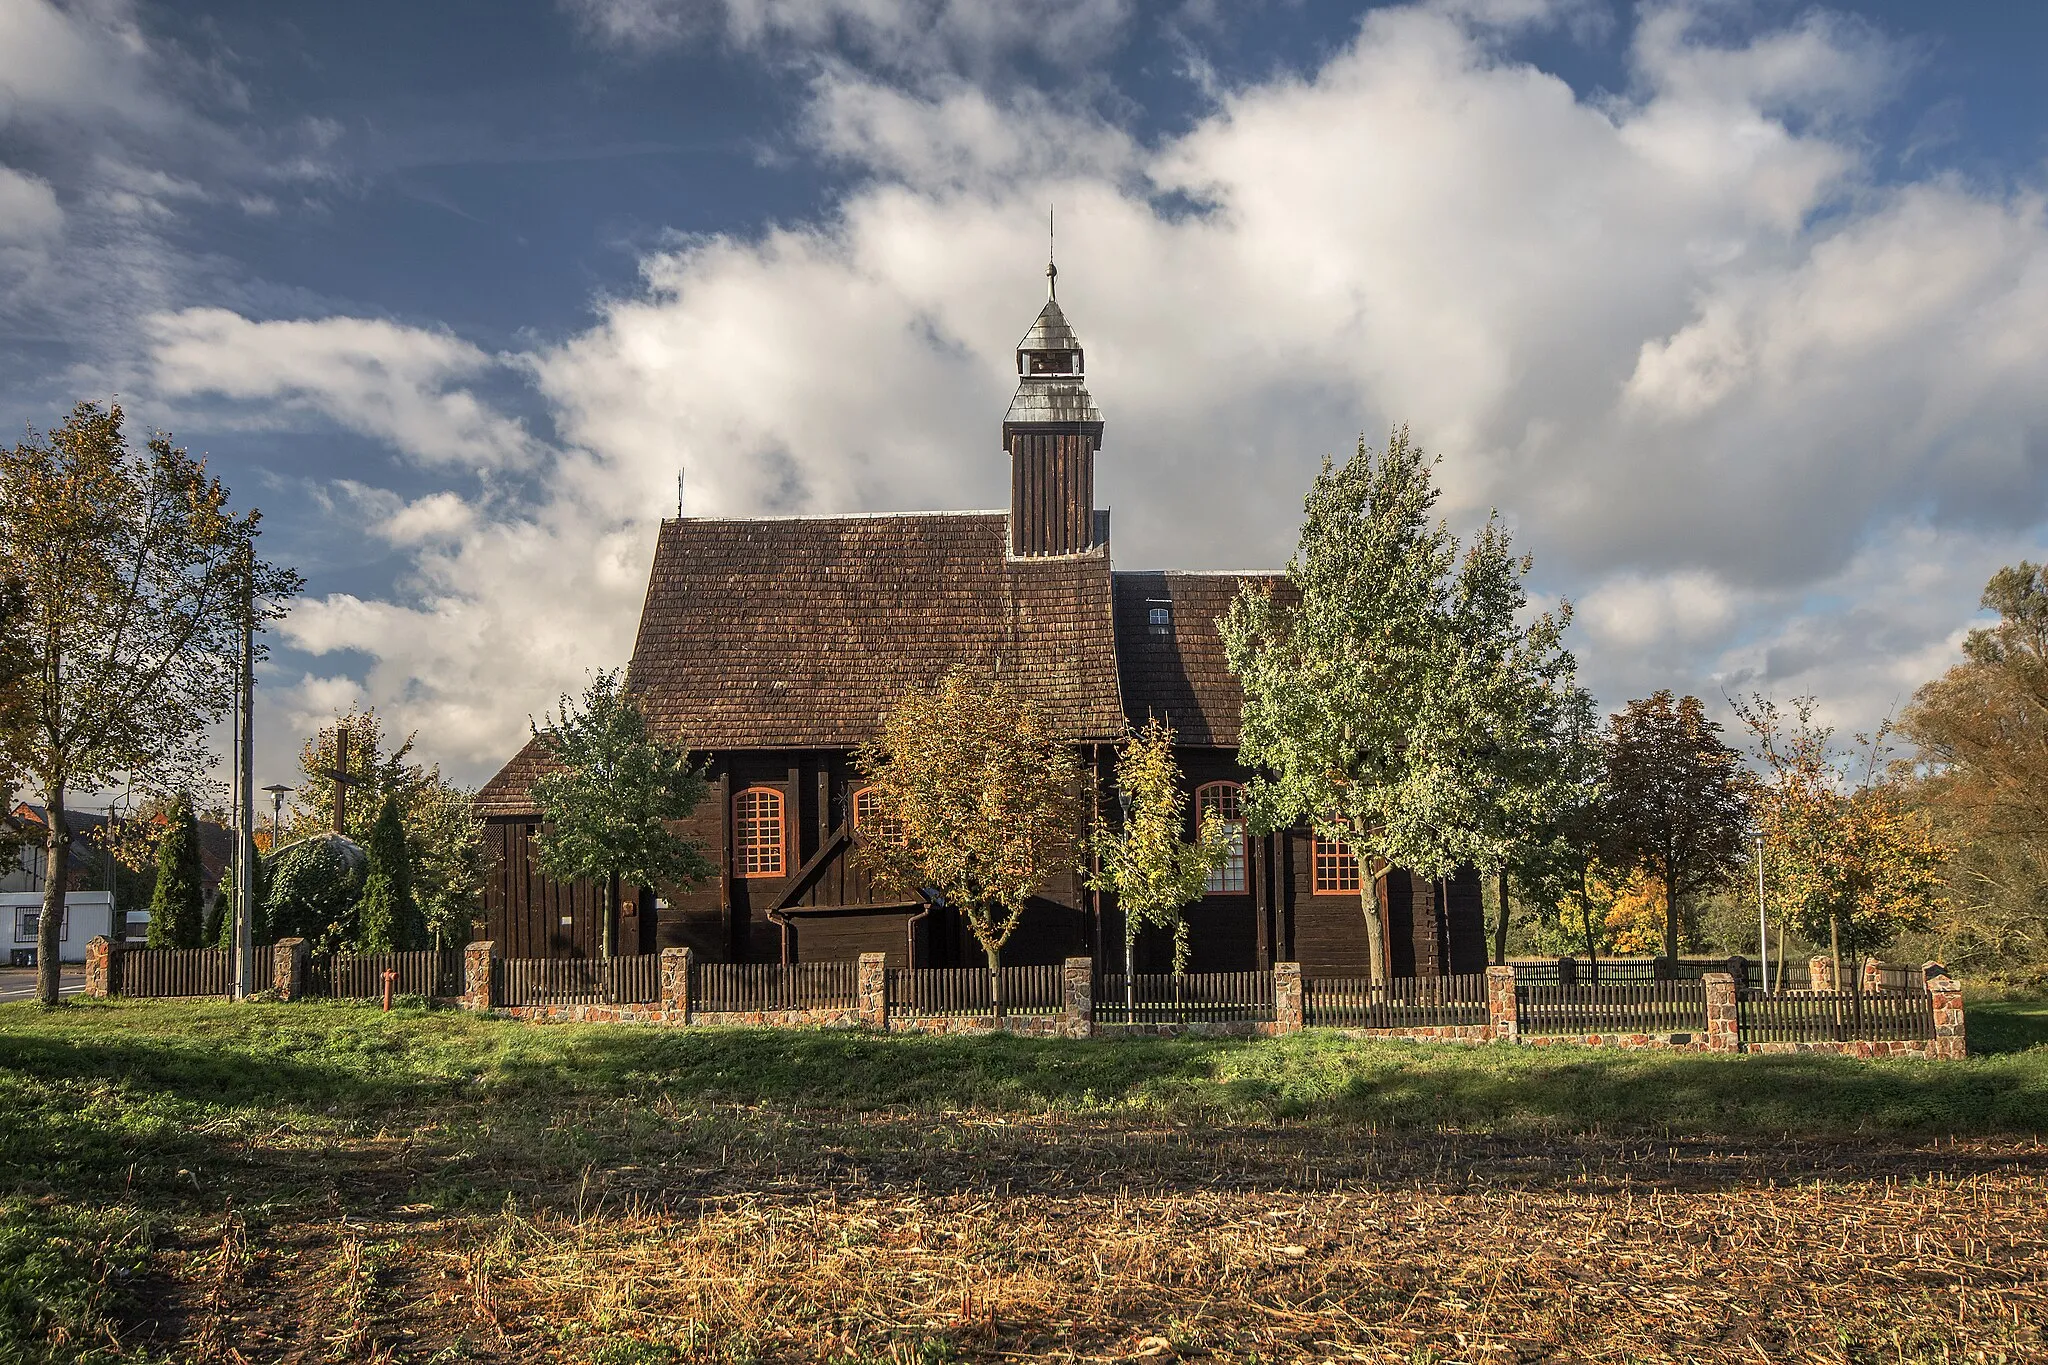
[1046,205,1057,299]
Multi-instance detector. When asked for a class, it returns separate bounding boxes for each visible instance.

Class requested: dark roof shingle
[479,513,1127,814]
[1113,571,1290,748]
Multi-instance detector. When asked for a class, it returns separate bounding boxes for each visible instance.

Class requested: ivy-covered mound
[261,834,368,953]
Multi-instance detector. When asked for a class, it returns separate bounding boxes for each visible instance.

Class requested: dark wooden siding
[1009,432,1096,556]
[483,818,611,959]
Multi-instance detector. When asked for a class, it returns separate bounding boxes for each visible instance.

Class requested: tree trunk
[36,792,68,1007]
[1663,874,1680,972]
[985,938,1003,1018]
[1578,865,1598,981]
[1493,868,1510,966]
[1361,880,1387,989]
[601,876,615,961]
[1829,911,1844,1031]
[1124,920,1135,1020]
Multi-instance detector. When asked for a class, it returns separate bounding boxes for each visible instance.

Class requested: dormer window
[1147,602,1171,635]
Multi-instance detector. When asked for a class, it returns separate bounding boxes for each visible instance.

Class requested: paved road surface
[0,966,86,1002]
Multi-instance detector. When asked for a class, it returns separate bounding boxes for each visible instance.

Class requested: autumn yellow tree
[1902,563,2048,975]
[854,672,1081,1012]
[0,403,299,1006]
[1738,696,1949,986]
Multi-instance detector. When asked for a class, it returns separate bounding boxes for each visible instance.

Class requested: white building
[4,891,122,965]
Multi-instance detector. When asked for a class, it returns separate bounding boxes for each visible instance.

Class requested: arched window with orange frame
[733,786,786,877]
[1196,781,1247,895]
[850,785,903,846]
[1312,833,1361,894]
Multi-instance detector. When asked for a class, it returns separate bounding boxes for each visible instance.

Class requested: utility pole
[1754,832,1768,995]
[232,545,256,1001]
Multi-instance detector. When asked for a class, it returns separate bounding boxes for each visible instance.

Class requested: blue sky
[2,0,2045,795]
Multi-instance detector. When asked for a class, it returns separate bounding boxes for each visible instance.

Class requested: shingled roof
[1113,571,1291,748]
[478,512,1130,815]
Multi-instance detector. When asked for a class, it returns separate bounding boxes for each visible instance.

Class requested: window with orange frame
[1312,834,1361,894]
[734,786,786,877]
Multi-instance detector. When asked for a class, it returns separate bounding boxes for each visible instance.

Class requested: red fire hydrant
[382,969,397,1012]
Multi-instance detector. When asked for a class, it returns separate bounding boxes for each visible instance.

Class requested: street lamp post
[263,784,293,852]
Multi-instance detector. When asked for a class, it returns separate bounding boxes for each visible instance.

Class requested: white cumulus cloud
[161,1,2048,782]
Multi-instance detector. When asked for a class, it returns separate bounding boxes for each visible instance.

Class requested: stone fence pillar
[462,940,495,1011]
[1810,956,1836,992]
[1273,962,1303,1034]
[1486,965,1518,1044]
[1703,972,1739,1052]
[1927,965,1967,1060]
[1726,955,1748,991]
[1062,957,1093,1039]
[1556,956,1578,987]
[661,946,692,1021]
[83,936,116,998]
[272,938,308,1001]
[1862,958,1887,995]
[858,952,888,1030]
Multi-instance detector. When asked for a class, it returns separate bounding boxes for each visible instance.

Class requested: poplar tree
[530,671,712,958]
[0,402,301,1006]
[147,793,204,949]
[1087,718,1233,984]
[1221,427,1580,985]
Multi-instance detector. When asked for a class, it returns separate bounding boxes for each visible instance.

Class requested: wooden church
[476,267,1485,978]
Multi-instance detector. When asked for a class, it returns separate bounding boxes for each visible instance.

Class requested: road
[0,965,86,1002]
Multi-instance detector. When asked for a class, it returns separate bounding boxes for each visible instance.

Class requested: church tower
[1005,256,1103,557]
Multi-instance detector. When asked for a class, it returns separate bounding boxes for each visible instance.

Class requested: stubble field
[5,996,2047,1363]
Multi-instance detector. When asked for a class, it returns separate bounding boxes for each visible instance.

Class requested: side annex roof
[1112,570,1292,749]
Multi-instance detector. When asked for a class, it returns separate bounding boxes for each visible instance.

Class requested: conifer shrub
[146,794,204,949]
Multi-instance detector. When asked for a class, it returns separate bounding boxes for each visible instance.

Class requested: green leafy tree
[1598,692,1750,968]
[854,672,1082,1011]
[1901,563,2048,978]
[408,779,488,948]
[0,401,301,1005]
[146,794,204,949]
[1220,427,1579,985]
[529,671,712,958]
[1740,696,1949,983]
[1086,719,1232,990]
[354,793,420,953]
[262,837,366,952]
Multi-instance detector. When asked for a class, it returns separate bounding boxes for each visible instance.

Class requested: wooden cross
[315,725,365,836]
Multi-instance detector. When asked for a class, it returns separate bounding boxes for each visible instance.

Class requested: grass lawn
[3,997,2045,1363]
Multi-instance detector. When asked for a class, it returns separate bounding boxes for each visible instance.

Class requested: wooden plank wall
[1008,432,1096,556]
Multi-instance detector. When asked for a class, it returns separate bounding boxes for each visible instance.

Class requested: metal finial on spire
[1046,205,1056,298]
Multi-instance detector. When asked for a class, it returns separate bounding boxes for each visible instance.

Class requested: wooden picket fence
[1306,972,1489,1030]
[1738,989,1934,1043]
[495,955,662,1008]
[886,965,1064,1016]
[119,948,231,998]
[306,949,464,1000]
[1516,980,1707,1035]
[690,961,858,1013]
[1094,970,1275,1025]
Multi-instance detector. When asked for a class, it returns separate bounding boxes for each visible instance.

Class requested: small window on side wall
[1312,835,1361,894]
[1197,782,1247,895]
[850,786,903,846]
[734,787,785,877]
